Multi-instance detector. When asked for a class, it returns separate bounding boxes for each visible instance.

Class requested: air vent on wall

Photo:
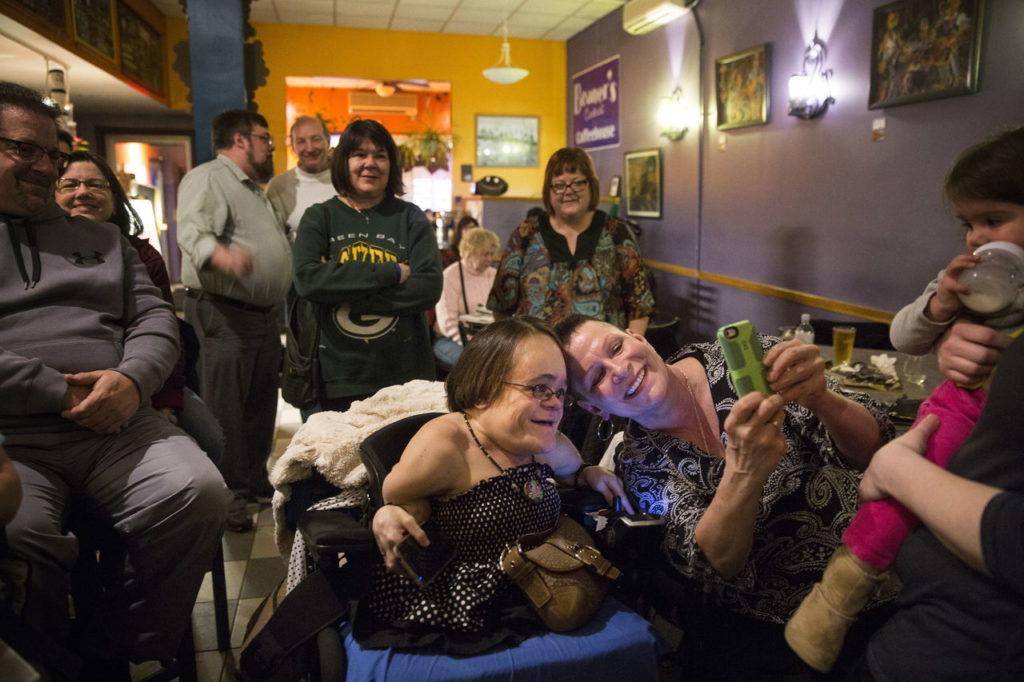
[349,91,418,116]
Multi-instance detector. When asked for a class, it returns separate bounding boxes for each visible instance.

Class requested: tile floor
[130,396,302,682]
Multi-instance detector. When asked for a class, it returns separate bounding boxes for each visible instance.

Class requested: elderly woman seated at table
[554,315,896,678]
[432,227,501,366]
[362,317,631,652]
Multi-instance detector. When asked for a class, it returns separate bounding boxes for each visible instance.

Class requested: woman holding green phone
[554,314,894,679]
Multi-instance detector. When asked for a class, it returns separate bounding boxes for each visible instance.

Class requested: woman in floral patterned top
[556,315,896,678]
[487,148,654,334]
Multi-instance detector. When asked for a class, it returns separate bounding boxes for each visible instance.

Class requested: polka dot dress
[365,462,560,641]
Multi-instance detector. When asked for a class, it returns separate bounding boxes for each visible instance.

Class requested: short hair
[331,119,404,198]
[945,126,1024,207]
[290,115,329,141]
[61,151,144,237]
[459,227,500,260]
[553,313,600,350]
[0,81,60,122]
[446,317,563,412]
[542,147,600,215]
[211,109,269,151]
[450,215,479,252]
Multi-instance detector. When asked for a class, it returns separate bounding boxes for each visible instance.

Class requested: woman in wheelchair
[555,315,896,678]
[362,317,631,653]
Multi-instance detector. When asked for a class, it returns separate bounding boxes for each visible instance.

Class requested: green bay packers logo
[333,240,398,340]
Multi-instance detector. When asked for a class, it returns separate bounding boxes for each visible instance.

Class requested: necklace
[462,412,544,503]
[681,370,714,455]
[341,196,372,224]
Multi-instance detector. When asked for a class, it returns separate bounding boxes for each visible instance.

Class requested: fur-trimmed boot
[784,544,885,673]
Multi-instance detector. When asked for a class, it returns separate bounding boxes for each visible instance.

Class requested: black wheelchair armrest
[559,488,607,520]
[298,508,372,551]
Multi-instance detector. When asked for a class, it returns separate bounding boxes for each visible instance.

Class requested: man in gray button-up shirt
[177,110,291,531]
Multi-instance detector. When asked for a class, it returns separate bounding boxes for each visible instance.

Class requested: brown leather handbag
[500,515,621,632]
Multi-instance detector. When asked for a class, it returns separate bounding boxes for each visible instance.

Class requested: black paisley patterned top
[615,339,896,624]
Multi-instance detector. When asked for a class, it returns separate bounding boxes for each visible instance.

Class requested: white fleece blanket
[270,379,449,556]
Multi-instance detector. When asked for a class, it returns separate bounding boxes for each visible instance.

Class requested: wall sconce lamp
[788,33,834,119]
[657,87,688,141]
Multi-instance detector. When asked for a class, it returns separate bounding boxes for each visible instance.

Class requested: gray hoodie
[1,203,179,433]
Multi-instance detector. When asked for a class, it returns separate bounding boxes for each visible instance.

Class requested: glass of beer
[832,326,856,367]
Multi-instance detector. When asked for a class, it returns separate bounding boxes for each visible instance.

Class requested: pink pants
[841,380,987,571]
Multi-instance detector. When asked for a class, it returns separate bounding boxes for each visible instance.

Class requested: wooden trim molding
[645,258,895,324]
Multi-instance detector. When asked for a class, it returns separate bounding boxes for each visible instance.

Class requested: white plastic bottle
[794,313,815,344]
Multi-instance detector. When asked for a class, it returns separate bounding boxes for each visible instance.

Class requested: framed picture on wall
[868,0,984,109]
[72,0,116,61]
[623,149,661,219]
[475,115,540,167]
[715,44,771,130]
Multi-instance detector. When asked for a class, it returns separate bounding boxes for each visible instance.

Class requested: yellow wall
[165,17,190,113]
[165,19,566,199]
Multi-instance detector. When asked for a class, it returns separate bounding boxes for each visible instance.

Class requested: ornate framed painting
[715,44,771,130]
[624,149,661,219]
[869,0,984,109]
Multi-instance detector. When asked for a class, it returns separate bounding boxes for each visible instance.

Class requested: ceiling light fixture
[374,82,397,98]
[483,17,529,85]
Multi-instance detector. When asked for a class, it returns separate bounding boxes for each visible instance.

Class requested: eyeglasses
[247,132,274,146]
[550,179,588,195]
[504,382,575,406]
[55,178,111,193]
[0,135,71,172]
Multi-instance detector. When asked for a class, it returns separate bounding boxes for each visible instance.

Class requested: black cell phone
[394,525,455,588]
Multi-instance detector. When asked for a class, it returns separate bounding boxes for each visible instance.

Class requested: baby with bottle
[785,126,1024,672]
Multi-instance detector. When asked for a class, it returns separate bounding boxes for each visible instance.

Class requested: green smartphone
[716,320,774,397]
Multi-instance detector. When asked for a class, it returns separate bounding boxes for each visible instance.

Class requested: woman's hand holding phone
[372,504,429,575]
[762,340,828,411]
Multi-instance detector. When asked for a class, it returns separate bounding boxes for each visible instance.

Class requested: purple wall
[568,0,1024,342]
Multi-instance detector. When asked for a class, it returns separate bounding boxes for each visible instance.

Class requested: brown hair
[542,147,600,215]
[945,126,1024,207]
[331,119,404,198]
[446,317,562,412]
[211,109,269,151]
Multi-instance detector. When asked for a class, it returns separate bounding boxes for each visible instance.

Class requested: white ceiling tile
[573,0,625,19]
[393,5,452,20]
[458,0,509,8]
[507,11,564,28]
[444,21,501,35]
[335,2,390,18]
[284,11,335,26]
[542,16,593,39]
[399,0,460,6]
[389,18,447,32]
[332,15,392,29]
[505,25,549,39]
[519,0,585,14]
[449,8,502,24]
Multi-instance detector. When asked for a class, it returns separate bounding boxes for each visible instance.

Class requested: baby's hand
[928,253,977,322]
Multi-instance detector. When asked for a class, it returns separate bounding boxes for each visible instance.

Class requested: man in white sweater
[266,116,336,238]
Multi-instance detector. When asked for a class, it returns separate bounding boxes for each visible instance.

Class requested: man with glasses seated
[177,109,292,531]
[0,81,228,679]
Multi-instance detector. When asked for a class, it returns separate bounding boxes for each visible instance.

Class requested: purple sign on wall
[572,55,620,150]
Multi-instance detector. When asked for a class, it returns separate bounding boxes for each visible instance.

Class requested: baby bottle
[957,241,1024,315]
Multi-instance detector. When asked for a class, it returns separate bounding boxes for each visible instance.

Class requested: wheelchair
[274,412,662,681]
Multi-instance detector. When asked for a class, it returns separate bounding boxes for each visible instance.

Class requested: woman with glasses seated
[487,147,654,335]
[54,152,226,482]
[362,317,632,653]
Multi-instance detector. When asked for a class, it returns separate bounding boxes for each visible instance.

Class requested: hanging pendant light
[483,17,529,85]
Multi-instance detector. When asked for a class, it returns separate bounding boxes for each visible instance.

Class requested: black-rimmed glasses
[550,179,588,195]
[247,132,274,146]
[0,135,71,172]
[55,178,111,193]
[504,382,575,406]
